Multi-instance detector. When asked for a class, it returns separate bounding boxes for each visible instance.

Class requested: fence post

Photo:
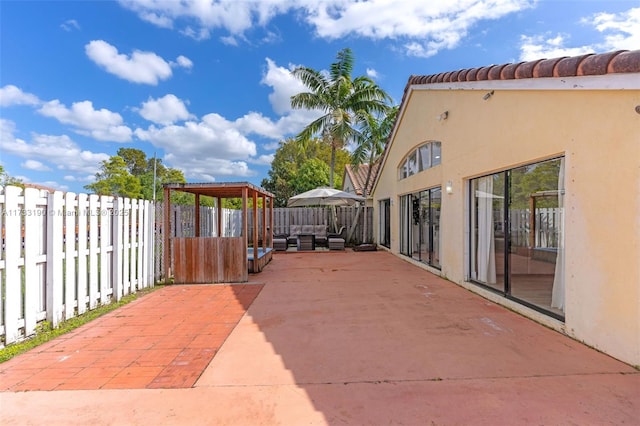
[3,185,22,343]
[46,191,64,328]
[88,194,99,308]
[129,199,140,294]
[122,198,131,295]
[76,193,88,314]
[99,195,110,305]
[23,187,41,338]
[64,192,77,321]
[112,197,123,301]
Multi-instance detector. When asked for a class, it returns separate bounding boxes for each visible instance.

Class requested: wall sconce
[437,111,449,121]
[482,90,494,101]
[445,180,453,194]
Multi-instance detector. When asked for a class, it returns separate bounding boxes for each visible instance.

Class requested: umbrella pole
[331,205,338,233]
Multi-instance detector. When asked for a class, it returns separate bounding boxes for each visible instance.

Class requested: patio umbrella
[287,187,364,207]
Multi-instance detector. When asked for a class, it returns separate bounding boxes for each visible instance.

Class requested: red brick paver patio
[0,284,263,391]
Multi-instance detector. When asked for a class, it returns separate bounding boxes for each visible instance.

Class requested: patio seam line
[196,371,640,388]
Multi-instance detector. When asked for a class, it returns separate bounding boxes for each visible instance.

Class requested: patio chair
[328,226,346,250]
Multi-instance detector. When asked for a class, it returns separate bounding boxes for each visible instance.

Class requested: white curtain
[551,158,565,310]
[477,177,497,284]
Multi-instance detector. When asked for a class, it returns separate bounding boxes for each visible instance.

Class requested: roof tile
[488,64,507,80]
[465,68,480,81]
[578,50,624,75]
[555,54,594,77]
[608,50,640,73]
[501,62,522,79]
[515,59,543,79]
[477,66,492,80]
[534,57,565,78]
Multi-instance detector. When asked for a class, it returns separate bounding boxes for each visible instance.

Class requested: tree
[261,138,349,206]
[294,158,330,194]
[0,165,23,187]
[117,147,148,177]
[85,156,142,198]
[290,48,391,188]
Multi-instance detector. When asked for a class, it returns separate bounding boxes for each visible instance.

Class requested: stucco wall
[373,80,640,366]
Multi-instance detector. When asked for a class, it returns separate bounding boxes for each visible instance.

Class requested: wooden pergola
[163,182,274,283]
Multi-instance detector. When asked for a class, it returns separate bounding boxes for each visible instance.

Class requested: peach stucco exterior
[372,73,640,366]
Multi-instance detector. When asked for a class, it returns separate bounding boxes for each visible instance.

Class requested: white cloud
[366,68,379,79]
[38,99,132,142]
[119,0,532,57]
[250,154,275,166]
[520,7,640,61]
[174,55,193,69]
[64,174,95,183]
[135,112,262,180]
[22,160,51,171]
[591,7,640,51]
[131,56,326,180]
[182,26,212,41]
[138,94,193,125]
[60,19,80,32]
[118,0,275,35]
[261,58,309,115]
[0,119,110,176]
[85,40,173,85]
[519,34,594,61]
[0,85,41,107]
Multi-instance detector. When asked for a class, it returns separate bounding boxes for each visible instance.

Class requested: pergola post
[252,190,259,270]
[242,187,248,256]
[261,194,267,252]
[216,196,222,236]
[194,194,200,237]
[163,186,171,280]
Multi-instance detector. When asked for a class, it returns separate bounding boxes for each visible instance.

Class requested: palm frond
[330,48,354,82]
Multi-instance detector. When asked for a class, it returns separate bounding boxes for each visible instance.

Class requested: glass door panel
[508,158,563,316]
[430,188,441,268]
[470,173,506,292]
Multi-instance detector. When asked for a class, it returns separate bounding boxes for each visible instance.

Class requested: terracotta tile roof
[344,162,380,196]
[373,49,640,195]
[405,49,640,89]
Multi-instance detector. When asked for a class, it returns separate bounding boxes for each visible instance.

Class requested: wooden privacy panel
[173,237,247,283]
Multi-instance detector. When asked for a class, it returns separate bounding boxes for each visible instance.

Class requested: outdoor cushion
[328,237,345,250]
[273,238,288,251]
[314,225,328,245]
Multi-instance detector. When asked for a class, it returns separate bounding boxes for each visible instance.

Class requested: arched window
[398,141,441,180]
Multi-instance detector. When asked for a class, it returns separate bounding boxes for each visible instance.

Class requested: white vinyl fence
[0,185,155,346]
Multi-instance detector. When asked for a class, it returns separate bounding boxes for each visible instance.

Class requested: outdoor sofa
[273,225,328,251]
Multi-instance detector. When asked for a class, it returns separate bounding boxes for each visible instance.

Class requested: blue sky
[1,0,638,194]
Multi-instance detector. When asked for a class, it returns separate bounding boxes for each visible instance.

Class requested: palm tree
[290,48,391,188]
[350,106,399,243]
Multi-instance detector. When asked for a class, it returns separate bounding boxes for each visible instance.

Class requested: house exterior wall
[343,174,357,194]
[373,75,640,366]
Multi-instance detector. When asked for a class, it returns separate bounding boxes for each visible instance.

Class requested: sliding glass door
[470,157,564,319]
[379,199,391,248]
[399,187,441,269]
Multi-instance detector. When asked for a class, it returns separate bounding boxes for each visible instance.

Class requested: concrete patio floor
[1,250,638,425]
